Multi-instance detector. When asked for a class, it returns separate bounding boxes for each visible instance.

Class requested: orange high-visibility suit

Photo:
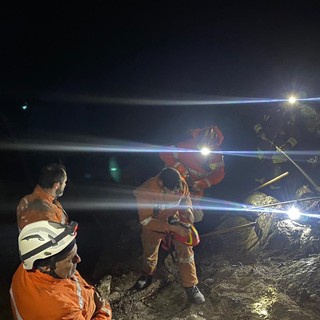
[160,126,225,197]
[10,263,112,320]
[17,185,69,231]
[134,174,198,288]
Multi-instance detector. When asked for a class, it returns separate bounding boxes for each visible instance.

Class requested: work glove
[272,141,294,164]
[272,150,287,164]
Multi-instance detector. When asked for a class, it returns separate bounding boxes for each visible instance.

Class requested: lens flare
[288,96,297,104]
[287,206,301,220]
[200,147,211,155]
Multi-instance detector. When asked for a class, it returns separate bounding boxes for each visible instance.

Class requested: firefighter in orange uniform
[17,163,69,231]
[10,220,112,320]
[160,126,225,221]
[133,167,205,304]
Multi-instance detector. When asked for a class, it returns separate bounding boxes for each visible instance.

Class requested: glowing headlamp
[200,147,211,156]
[287,206,301,220]
[288,96,297,104]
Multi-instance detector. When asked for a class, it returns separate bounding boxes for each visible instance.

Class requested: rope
[201,222,256,238]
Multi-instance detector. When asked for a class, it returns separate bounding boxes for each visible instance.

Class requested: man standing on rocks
[133,167,205,304]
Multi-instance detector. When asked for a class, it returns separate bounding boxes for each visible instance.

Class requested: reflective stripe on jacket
[134,175,193,233]
[10,264,112,320]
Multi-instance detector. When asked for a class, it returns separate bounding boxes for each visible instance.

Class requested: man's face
[56,171,67,198]
[54,244,81,279]
[162,181,182,195]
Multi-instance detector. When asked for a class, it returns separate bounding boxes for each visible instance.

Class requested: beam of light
[57,186,296,217]
[0,139,209,153]
[63,194,319,219]
[2,184,320,219]
[48,94,291,106]
[1,138,320,160]
[46,93,320,106]
[298,97,320,102]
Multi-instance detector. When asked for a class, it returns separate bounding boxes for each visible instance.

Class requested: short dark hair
[160,167,181,190]
[38,163,66,189]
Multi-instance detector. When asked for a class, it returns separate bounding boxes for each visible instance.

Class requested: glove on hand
[272,151,287,164]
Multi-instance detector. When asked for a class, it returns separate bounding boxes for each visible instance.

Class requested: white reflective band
[253,123,262,133]
[73,275,84,310]
[204,178,211,188]
[173,161,181,169]
[178,255,194,264]
[141,217,153,226]
[10,286,23,320]
[101,306,111,317]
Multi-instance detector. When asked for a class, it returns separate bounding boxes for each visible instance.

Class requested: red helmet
[173,224,200,247]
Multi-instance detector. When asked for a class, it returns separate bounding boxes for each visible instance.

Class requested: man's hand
[169,224,190,237]
[181,208,194,224]
[94,290,105,311]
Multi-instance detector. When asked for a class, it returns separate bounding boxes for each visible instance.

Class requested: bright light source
[288,96,297,104]
[200,147,211,156]
[21,104,28,110]
[287,206,301,220]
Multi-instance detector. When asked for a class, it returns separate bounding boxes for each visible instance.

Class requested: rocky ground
[93,191,320,320]
[2,185,320,320]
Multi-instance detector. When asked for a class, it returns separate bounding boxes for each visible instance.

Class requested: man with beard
[17,163,69,231]
[10,220,112,319]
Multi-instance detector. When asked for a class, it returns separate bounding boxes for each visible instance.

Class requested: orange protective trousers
[141,227,198,288]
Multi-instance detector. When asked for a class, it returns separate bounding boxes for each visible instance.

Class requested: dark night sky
[1,1,320,193]
[2,2,320,99]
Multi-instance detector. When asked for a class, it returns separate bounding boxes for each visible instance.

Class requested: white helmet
[19,220,78,270]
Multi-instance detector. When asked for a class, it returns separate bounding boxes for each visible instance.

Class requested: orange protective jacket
[10,263,112,320]
[134,175,198,287]
[160,127,225,190]
[134,174,194,233]
[17,185,69,231]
